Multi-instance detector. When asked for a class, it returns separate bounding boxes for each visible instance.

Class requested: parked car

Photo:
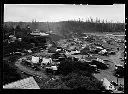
[120,58,125,62]
[108,51,116,55]
[118,84,124,91]
[31,47,39,53]
[31,65,40,71]
[24,61,32,67]
[4,53,12,57]
[13,52,22,56]
[45,67,53,74]
[88,64,100,73]
[91,60,109,70]
[114,66,124,78]
[110,81,118,86]
[16,49,22,52]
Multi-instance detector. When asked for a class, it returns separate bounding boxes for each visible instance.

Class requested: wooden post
[117,76,119,85]
[14,30,15,36]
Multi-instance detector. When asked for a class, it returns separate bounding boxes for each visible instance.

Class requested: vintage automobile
[31,65,40,71]
[91,60,109,70]
[114,66,124,78]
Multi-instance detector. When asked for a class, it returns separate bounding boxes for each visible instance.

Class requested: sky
[4,4,125,23]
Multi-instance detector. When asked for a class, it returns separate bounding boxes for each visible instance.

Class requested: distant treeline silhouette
[3,18,125,38]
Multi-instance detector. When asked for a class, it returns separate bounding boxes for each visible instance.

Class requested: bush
[114,67,124,78]
[57,58,100,76]
[64,72,105,90]
[57,60,74,76]
[91,60,108,70]
[3,61,21,85]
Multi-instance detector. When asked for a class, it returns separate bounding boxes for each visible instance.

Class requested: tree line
[3,18,125,39]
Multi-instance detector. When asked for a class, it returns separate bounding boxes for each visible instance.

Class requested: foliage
[4,19,125,40]
[63,71,105,90]
[80,46,90,55]
[57,57,101,76]
[3,60,21,85]
[114,67,124,78]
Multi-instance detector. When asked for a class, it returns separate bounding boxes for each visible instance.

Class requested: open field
[83,32,125,36]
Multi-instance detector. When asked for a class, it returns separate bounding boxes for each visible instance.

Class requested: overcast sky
[4,4,125,23]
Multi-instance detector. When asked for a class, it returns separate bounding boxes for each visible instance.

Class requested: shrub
[64,72,105,90]
[3,61,21,85]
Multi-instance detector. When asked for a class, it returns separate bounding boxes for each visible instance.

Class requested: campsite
[3,4,125,92]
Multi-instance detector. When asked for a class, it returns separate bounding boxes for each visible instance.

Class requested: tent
[41,57,52,65]
[51,66,58,71]
[31,56,39,64]
[56,49,61,52]
[28,50,32,53]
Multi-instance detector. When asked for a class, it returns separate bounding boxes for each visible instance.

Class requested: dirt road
[15,53,48,79]
[109,50,124,66]
[93,51,124,85]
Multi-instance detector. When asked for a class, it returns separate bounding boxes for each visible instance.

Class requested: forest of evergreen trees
[3,18,125,40]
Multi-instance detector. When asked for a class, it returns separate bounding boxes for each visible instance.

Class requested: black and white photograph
[3,4,125,92]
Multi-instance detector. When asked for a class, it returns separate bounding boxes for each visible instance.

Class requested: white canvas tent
[51,66,58,71]
[31,56,39,64]
[41,57,52,65]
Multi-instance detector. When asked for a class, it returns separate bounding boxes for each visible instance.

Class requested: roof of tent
[31,56,39,63]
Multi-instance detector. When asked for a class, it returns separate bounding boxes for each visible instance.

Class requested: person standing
[117,47,119,51]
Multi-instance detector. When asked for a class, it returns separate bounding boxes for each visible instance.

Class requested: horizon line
[4,20,125,23]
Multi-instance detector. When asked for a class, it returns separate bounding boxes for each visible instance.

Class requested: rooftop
[3,77,40,89]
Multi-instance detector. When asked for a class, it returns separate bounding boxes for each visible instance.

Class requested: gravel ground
[93,50,124,85]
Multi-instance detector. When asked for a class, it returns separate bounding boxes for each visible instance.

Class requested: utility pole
[47,21,50,32]
[14,30,15,36]
[117,75,119,85]
[13,25,16,36]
